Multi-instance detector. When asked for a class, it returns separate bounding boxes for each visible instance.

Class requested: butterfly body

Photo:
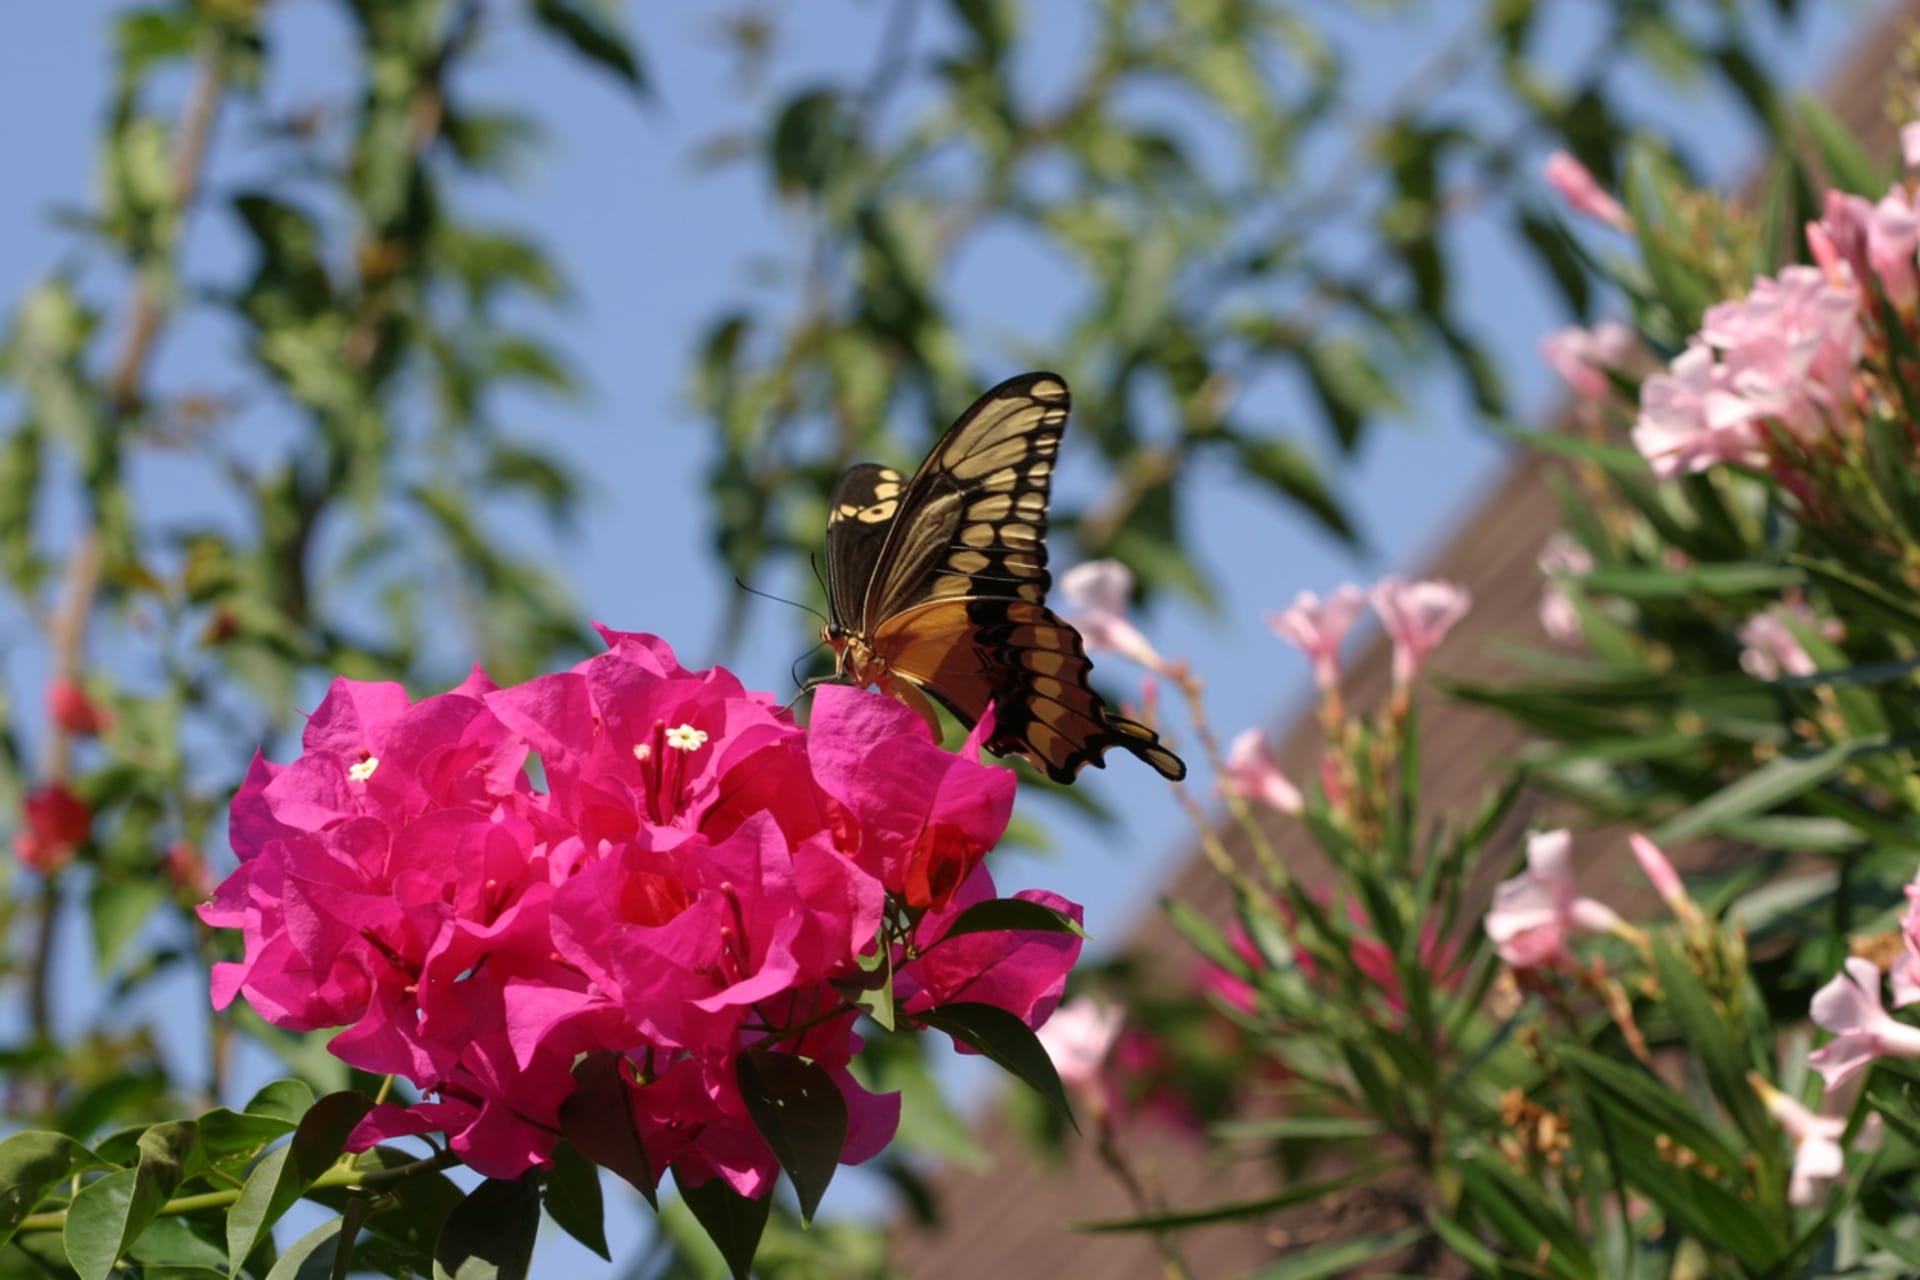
[822,372,1186,784]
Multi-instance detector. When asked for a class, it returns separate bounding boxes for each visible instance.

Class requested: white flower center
[665,724,708,752]
[632,743,652,762]
[348,756,380,782]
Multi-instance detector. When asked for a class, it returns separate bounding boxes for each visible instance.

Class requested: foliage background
[0,0,1896,1276]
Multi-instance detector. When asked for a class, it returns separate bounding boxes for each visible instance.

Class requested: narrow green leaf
[1796,94,1886,195]
[1244,1227,1427,1279]
[915,1003,1075,1132]
[433,1176,541,1280]
[1649,939,1773,1160]
[935,897,1088,942]
[673,1171,770,1280]
[542,1143,608,1262]
[735,1051,847,1227]
[1078,1164,1385,1232]
[1653,739,1872,843]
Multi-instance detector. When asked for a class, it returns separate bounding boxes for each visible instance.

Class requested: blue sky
[0,0,1886,1269]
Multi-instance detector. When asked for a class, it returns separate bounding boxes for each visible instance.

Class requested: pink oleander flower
[1484,830,1626,969]
[1544,150,1630,230]
[15,783,90,874]
[1695,266,1861,439]
[1221,727,1302,816]
[1267,585,1366,691]
[1370,576,1471,688]
[1868,189,1918,307]
[1815,191,1876,287]
[1738,600,1843,681]
[1203,896,1460,1027]
[1036,997,1125,1093]
[1904,123,1920,170]
[1893,866,1920,1008]
[202,630,1081,1195]
[1807,957,1920,1089]
[1061,560,1161,669]
[47,678,109,737]
[1629,833,1700,926]
[1752,1074,1876,1207]
[1536,534,1593,644]
[1540,321,1637,400]
[1631,344,1765,477]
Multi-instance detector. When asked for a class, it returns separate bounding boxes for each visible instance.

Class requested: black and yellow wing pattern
[823,372,1186,784]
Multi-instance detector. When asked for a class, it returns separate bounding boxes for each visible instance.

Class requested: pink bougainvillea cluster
[200,628,1081,1196]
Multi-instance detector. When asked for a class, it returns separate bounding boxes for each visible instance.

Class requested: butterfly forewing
[824,463,907,631]
[858,373,1069,631]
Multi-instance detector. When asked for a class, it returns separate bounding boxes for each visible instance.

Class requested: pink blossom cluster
[1267,576,1471,692]
[1631,266,1862,477]
[200,629,1081,1195]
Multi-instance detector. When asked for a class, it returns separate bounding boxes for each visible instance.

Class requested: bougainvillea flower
[1808,957,1920,1088]
[1484,830,1625,969]
[1370,576,1471,688]
[47,677,109,737]
[1221,727,1302,815]
[1267,585,1366,690]
[14,782,91,874]
[1061,560,1162,669]
[1540,321,1636,400]
[203,630,1076,1196]
[1543,150,1629,230]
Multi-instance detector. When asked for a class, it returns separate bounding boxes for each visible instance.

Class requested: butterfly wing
[824,463,907,631]
[870,597,1187,783]
[855,372,1069,629]
[828,371,1186,782]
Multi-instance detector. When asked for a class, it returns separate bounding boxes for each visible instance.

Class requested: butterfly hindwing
[870,593,1186,785]
[824,371,1187,783]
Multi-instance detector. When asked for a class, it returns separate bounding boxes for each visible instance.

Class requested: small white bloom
[348,756,380,782]
[632,743,652,762]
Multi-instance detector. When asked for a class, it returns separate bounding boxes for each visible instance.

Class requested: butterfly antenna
[788,637,830,694]
[732,576,829,626]
[809,553,830,601]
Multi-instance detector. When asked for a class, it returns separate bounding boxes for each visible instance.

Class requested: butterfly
[821,371,1186,784]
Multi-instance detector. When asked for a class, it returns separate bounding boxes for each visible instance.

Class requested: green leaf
[1796,94,1885,195]
[66,1121,198,1280]
[432,1175,542,1280]
[541,1144,608,1262]
[851,945,894,1031]
[935,897,1088,942]
[1517,211,1591,320]
[243,1081,316,1128]
[0,1132,104,1247]
[1649,938,1774,1171]
[915,1003,1075,1132]
[87,876,166,975]
[1226,433,1356,544]
[558,1054,655,1208]
[673,1171,770,1280]
[226,1091,373,1273]
[261,1216,344,1280]
[1574,562,1802,599]
[1653,737,1884,843]
[529,0,648,96]
[735,1051,846,1226]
